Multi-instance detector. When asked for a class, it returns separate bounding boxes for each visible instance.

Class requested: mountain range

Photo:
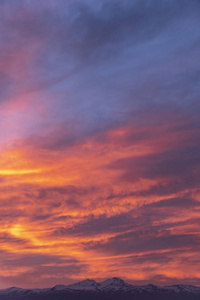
[1,277,200,300]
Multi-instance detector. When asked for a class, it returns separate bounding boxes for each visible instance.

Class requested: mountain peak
[77,279,97,285]
[100,277,129,289]
[112,277,124,281]
[104,277,124,282]
[53,284,67,291]
[67,279,98,291]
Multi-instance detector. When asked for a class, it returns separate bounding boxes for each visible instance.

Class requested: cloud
[54,212,134,237]
[52,194,200,240]
[1,0,200,149]
[1,0,200,288]
[85,232,200,255]
[127,274,200,286]
[145,197,200,209]
[1,253,78,268]
[0,250,87,288]
[0,264,87,289]
[108,142,200,199]
[110,145,200,180]
[37,185,95,199]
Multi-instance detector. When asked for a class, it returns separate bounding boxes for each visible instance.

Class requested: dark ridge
[0,278,200,300]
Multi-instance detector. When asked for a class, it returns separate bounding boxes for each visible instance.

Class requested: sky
[0,0,200,289]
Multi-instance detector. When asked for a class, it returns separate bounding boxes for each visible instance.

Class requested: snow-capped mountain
[66,279,99,291]
[0,278,200,300]
[163,284,200,294]
[66,277,131,291]
[100,277,131,290]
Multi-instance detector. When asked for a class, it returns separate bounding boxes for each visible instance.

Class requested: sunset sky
[0,0,200,289]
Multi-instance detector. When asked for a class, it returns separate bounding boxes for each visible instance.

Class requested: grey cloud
[0,264,87,288]
[1,0,200,148]
[145,197,200,208]
[52,195,199,238]
[85,232,200,255]
[109,144,200,195]
[0,251,86,287]
[134,178,200,197]
[124,252,173,265]
[54,212,134,237]
[38,185,94,199]
[0,232,28,245]
[2,254,78,268]
[128,274,200,287]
